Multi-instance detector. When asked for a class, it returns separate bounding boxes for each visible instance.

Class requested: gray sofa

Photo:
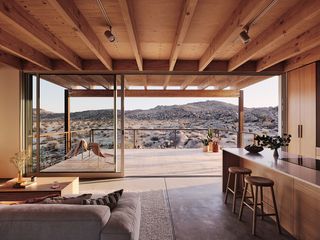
[0,192,141,240]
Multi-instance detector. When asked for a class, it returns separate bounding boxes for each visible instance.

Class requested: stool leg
[232,173,238,213]
[260,186,264,220]
[238,182,248,221]
[271,186,282,234]
[224,172,231,204]
[252,186,258,235]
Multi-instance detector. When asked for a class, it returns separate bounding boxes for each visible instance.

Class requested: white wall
[0,66,20,178]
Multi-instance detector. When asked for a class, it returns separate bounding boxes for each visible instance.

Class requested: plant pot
[203,145,209,152]
[208,142,213,152]
[273,148,279,158]
[212,142,219,152]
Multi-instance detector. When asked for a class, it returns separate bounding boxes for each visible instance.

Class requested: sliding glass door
[24,74,125,176]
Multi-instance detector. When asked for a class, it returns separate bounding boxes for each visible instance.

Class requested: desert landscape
[34,100,278,169]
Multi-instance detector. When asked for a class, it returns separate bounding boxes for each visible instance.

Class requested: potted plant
[10,150,30,183]
[255,134,291,158]
[201,138,209,152]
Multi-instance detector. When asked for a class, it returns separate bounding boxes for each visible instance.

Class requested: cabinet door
[287,68,301,155]
[300,63,316,158]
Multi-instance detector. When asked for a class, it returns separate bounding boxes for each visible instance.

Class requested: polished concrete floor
[80,177,295,240]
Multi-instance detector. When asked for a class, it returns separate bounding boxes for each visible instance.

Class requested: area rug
[139,190,175,240]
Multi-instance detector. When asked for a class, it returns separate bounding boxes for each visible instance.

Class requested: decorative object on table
[202,129,220,153]
[10,150,30,184]
[51,181,60,189]
[255,133,292,158]
[244,144,264,154]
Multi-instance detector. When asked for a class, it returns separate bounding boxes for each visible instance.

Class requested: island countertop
[223,148,320,188]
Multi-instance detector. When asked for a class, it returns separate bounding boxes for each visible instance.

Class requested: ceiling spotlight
[105,26,115,42]
[240,28,250,44]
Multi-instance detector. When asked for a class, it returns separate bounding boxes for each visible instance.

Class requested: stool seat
[245,176,274,186]
[228,166,252,174]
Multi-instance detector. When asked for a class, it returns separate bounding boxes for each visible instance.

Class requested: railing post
[237,90,244,148]
[174,129,177,149]
[92,130,95,143]
[133,129,136,148]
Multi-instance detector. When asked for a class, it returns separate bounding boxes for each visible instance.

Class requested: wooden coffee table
[0,177,79,201]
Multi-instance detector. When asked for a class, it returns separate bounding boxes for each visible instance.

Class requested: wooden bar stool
[239,176,281,235]
[224,166,252,213]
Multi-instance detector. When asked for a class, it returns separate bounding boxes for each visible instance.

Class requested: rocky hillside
[36,100,278,132]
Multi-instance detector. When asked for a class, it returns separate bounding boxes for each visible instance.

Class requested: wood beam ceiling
[229,76,271,90]
[180,76,197,90]
[118,0,143,71]
[0,50,21,69]
[68,89,240,98]
[199,0,271,71]
[257,24,320,72]
[48,0,112,70]
[0,28,52,70]
[197,76,217,90]
[284,45,320,72]
[42,75,76,89]
[0,0,82,70]
[228,0,320,72]
[164,0,198,89]
[23,59,283,75]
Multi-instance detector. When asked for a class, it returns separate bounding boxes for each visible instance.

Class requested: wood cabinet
[287,63,316,158]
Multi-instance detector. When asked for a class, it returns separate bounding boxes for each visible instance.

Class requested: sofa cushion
[101,192,141,240]
[0,204,110,240]
[82,189,123,210]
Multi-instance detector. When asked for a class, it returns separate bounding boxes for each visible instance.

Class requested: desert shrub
[46,140,60,151]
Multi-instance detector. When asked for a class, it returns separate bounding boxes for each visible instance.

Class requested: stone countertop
[223,148,320,189]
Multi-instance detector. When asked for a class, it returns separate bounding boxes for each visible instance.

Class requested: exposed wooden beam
[257,24,320,72]
[69,89,240,98]
[23,59,284,75]
[163,76,171,90]
[118,0,143,71]
[82,75,109,89]
[0,50,21,69]
[169,0,198,71]
[48,0,112,70]
[284,45,320,72]
[228,0,320,71]
[180,76,197,90]
[61,75,92,89]
[143,76,148,90]
[0,0,82,70]
[199,0,271,71]
[41,75,75,89]
[229,76,271,90]
[0,28,52,70]
[198,76,217,90]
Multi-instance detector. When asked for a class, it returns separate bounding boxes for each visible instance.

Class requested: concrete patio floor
[42,148,222,176]
[124,148,222,176]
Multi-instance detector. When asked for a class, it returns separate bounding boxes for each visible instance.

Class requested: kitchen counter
[222,148,320,239]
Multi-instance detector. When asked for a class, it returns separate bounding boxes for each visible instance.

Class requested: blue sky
[36,76,279,113]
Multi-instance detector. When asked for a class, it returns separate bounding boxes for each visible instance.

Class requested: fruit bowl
[244,144,263,153]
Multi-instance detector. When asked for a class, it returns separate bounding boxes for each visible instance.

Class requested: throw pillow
[82,189,123,210]
[38,193,92,204]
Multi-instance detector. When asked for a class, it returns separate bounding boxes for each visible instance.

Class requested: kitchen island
[223,148,320,240]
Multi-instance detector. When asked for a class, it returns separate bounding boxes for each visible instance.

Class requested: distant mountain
[35,100,278,131]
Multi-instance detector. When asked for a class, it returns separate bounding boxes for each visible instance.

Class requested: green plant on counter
[254,134,292,149]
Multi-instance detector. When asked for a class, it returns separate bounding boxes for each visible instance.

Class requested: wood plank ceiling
[0,0,319,90]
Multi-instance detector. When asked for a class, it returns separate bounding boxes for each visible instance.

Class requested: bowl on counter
[244,144,264,154]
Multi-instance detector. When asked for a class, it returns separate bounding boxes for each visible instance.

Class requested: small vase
[17,170,25,183]
[208,142,213,152]
[273,148,279,158]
